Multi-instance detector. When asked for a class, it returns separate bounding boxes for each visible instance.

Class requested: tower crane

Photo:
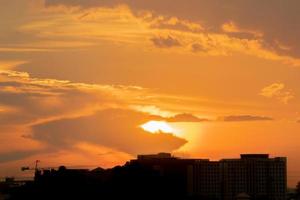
[21,160,41,172]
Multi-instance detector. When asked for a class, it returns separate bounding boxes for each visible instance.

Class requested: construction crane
[21,160,41,172]
[21,161,99,175]
[21,160,59,181]
[21,160,56,173]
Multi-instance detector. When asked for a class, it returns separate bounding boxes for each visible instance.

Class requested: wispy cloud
[4,2,298,66]
[221,115,273,122]
[260,83,294,104]
[166,113,209,122]
[151,35,181,48]
[0,60,28,70]
[221,21,263,38]
[42,0,300,66]
[0,69,151,126]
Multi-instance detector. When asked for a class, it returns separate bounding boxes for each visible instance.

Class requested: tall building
[188,159,222,199]
[219,154,287,200]
[131,153,287,200]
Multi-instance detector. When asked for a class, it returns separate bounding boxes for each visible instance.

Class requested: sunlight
[141,121,174,134]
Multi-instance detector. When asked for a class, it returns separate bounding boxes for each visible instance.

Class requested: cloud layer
[45,0,300,63]
[260,83,294,104]
[31,109,187,155]
[221,115,273,122]
[0,69,188,163]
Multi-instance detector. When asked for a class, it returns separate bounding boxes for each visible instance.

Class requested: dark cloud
[45,0,300,57]
[166,113,209,122]
[30,109,187,155]
[150,35,181,48]
[221,115,273,122]
[144,113,209,123]
[0,80,109,126]
[191,43,207,53]
[0,150,38,163]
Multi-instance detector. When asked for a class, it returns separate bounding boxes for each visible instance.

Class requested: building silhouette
[188,154,286,200]
[6,153,287,200]
[130,153,287,200]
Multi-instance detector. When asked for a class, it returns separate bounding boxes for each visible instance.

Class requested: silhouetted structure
[220,155,286,200]
[131,153,287,200]
[6,153,287,200]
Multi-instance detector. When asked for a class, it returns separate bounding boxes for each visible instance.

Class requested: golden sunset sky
[0,0,300,186]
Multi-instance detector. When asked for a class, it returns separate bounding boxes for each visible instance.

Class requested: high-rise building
[131,153,287,200]
[188,159,222,199]
[219,154,287,200]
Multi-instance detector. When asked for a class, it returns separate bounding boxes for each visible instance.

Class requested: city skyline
[3,153,289,200]
[0,0,300,188]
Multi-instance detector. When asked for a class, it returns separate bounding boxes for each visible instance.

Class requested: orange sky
[0,0,300,187]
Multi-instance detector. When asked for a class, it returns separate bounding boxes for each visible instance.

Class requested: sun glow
[141,121,174,134]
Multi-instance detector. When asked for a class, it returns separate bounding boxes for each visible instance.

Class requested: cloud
[221,21,263,38]
[0,69,152,126]
[0,150,38,163]
[44,0,300,65]
[260,83,285,97]
[30,108,187,155]
[131,105,176,118]
[150,35,181,48]
[221,115,273,122]
[0,0,296,67]
[0,70,189,163]
[260,83,294,104]
[131,105,210,122]
[145,15,203,32]
[166,113,209,122]
[0,60,28,70]
[191,43,207,53]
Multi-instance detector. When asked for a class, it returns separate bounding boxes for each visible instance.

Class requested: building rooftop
[240,154,269,159]
[137,152,172,160]
[135,153,286,164]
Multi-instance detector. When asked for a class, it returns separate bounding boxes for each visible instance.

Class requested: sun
[141,121,174,134]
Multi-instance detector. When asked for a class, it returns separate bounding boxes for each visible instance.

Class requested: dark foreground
[2,164,195,200]
[0,153,297,200]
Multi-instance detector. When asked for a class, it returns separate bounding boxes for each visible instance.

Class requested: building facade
[221,155,286,200]
[132,153,287,200]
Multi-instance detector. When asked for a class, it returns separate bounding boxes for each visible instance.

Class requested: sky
[0,0,300,186]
